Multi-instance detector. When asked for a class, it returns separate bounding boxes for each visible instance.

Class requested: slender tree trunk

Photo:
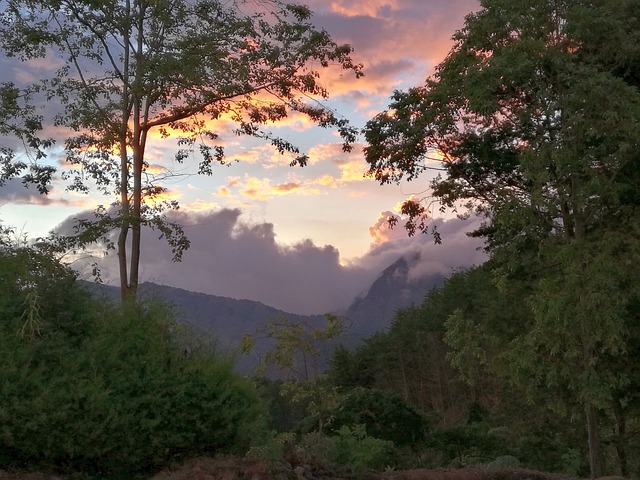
[612,396,628,476]
[586,402,603,479]
[571,191,603,479]
[130,139,142,302]
[125,0,148,304]
[581,316,603,479]
[118,0,133,304]
[118,121,132,304]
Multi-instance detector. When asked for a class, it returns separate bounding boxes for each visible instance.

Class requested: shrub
[329,387,428,447]
[429,422,508,467]
[0,251,264,476]
[331,424,395,476]
[487,455,521,470]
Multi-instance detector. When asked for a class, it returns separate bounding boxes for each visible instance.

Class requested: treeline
[322,263,640,476]
[358,0,640,478]
[0,231,264,477]
[249,260,639,478]
[2,230,638,479]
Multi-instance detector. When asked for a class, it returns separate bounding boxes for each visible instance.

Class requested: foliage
[329,387,428,447]
[280,378,343,434]
[327,270,501,427]
[244,313,348,379]
[0,0,362,302]
[0,82,54,193]
[363,0,640,476]
[0,239,264,476]
[0,227,94,339]
[430,422,508,468]
[252,378,308,434]
[486,455,521,471]
[293,431,337,470]
[246,431,297,467]
[330,425,395,476]
[326,262,640,475]
[247,427,394,477]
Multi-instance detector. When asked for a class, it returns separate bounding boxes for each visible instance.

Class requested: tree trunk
[586,402,603,479]
[129,120,143,303]
[124,1,148,305]
[612,396,628,476]
[118,0,132,305]
[118,138,131,304]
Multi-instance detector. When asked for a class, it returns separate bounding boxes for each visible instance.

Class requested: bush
[259,427,394,477]
[429,422,508,467]
[0,248,264,476]
[331,425,395,476]
[329,387,428,447]
[487,455,521,470]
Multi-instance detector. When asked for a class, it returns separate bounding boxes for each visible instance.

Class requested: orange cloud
[146,163,167,175]
[301,0,480,103]
[368,210,400,247]
[273,182,302,193]
[217,186,232,197]
[307,143,350,165]
[337,158,367,182]
[181,199,221,212]
[222,175,323,201]
[315,175,337,187]
[143,188,180,207]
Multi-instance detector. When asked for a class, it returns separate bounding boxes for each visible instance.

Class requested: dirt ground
[0,457,601,480]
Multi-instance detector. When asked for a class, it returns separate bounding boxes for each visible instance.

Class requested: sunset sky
[0,0,486,314]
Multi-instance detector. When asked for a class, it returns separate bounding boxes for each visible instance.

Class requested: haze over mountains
[69,209,486,314]
[85,252,458,374]
[75,212,486,374]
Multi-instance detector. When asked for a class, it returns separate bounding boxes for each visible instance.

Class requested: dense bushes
[329,387,428,447]
[0,241,264,476]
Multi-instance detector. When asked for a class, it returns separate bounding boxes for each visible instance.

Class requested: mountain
[81,281,322,373]
[81,252,444,374]
[343,253,444,336]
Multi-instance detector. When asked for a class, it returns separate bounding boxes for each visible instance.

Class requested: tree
[0,83,54,193]
[243,313,347,380]
[363,0,640,477]
[0,0,362,303]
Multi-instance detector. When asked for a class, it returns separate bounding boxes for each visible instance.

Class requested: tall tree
[363,0,640,477]
[0,82,54,193]
[0,0,361,302]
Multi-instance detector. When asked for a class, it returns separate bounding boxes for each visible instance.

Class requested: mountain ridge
[82,252,445,374]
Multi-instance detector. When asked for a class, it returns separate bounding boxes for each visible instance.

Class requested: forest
[1,0,639,478]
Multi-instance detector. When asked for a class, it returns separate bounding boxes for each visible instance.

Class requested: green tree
[364,1,640,477]
[0,0,362,303]
[243,314,348,434]
[0,83,54,193]
[0,233,264,475]
[0,225,93,340]
[329,387,429,447]
[244,313,347,380]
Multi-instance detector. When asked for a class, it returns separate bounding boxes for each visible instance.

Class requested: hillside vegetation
[1,225,638,479]
[2,0,640,478]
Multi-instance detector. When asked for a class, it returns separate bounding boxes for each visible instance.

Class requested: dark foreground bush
[0,288,263,476]
[329,387,428,447]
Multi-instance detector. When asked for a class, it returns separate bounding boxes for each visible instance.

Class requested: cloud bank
[60,208,486,315]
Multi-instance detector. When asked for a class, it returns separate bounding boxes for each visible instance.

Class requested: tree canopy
[363,1,640,477]
[0,0,362,302]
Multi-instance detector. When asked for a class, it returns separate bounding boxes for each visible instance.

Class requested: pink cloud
[303,0,480,99]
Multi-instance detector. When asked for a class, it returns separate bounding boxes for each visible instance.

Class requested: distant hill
[81,252,444,374]
[81,281,322,374]
[342,253,444,336]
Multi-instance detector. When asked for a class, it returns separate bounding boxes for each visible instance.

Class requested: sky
[0,0,485,314]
